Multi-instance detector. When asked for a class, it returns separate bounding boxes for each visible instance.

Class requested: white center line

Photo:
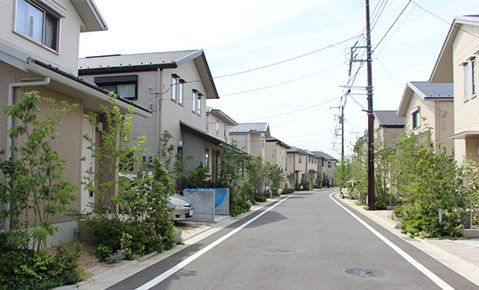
[135,195,292,290]
[329,192,454,290]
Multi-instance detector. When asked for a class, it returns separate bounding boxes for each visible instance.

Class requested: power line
[239,96,339,122]
[221,63,344,96]
[373,0,412,52]
[212,35,362,80]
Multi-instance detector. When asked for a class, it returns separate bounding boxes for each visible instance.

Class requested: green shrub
[254,193,268,203]
[0,242,83,289]
[282,188,295,194]
[230,199,251,217]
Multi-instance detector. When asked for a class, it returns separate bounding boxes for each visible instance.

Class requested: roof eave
[71,0,108,32]
[28,60,151,117]
[397,82,414,117]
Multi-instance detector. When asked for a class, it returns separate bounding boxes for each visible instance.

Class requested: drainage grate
[263,247,295,254]
[344,268,386,278]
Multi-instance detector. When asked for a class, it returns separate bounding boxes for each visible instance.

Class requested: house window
[216,121,219,134]
[412,110,420,129]
[15,0,60,51]
[178,80,184,105]
[328,161,332,168]
[322,159,324,167]
[205,149,209,167]
[95,75,138,100]
[177,147,183,162]
[464,63,469,101]
[192,90,198,113]
[472,58,476,96]
[298,156,302,164]
[171,76,177,102]
[197,94,202,116]
[171,74,184,104]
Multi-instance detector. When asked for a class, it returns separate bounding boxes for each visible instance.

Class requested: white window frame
[15,0,61,52]
[472,58,476,97]
[178,79,184,105]
[197,93,202,116]
[192,90,198,113]
[464,62,470,102]
[171,75,178,102]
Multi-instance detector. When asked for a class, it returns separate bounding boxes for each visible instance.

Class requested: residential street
[102,188,476,290]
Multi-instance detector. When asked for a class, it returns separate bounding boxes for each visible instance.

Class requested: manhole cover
[344,268,386,278]
[263,247,295,253]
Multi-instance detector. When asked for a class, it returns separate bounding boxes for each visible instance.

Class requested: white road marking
[329,192,454,290]
[135,195,292,290]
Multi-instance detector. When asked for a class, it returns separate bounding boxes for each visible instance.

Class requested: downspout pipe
[7,77,51,160]
[156,68,163,160]
[435,100,440,153]
[4,77,50,231]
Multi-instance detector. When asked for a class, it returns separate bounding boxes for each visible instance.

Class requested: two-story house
[311,151,337,186]
[430,16,479,165]
[373,110,405,148]
[286,146,309,188]
[78,50,223,177]
[229,123,271,160]
[397,81,454,154]
[265,137,290,188]
[0,0,150,244]
[206,107,238,144]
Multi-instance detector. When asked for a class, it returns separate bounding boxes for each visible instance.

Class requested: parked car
[168,194,194,221]
[322,179,330,188]
[119,174,193,221]
[340,181,358,199]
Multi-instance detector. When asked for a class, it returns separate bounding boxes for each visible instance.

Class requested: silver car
[168,194,194,221]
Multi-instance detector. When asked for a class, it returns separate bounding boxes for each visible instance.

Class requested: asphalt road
[107,188,476,289]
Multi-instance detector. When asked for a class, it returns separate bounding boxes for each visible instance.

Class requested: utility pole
[365,0,375,210]
[340,105,344,161]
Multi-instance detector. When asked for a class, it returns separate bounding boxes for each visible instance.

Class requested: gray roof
[374,110,405,127]
[311,151,337,161]
[266,137,291,149]
[409,81,453,99]
[206,107,238,126]
[79,50,201,70]
[287,146,308,155]
[230,123,269,134]
[78,49,220,99]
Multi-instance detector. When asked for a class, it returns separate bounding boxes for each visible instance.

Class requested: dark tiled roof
[374,110,405,127]
[311,151,337,161]
[410,81,453,99]
[79,50,201,70]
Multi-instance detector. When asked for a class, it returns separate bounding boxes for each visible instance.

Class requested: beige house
[0,0,150,244]
[78,50,223,178]
[206,107,238,144]
[266,137,290,187]
[230,123,271,160]
[397,81,454,154]
[430,16,479,165]
[286,147,309,188]
[373,110,405,148]
[311,151,337,186]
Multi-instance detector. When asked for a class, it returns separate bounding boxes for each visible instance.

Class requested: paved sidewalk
[337,193,479,286]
